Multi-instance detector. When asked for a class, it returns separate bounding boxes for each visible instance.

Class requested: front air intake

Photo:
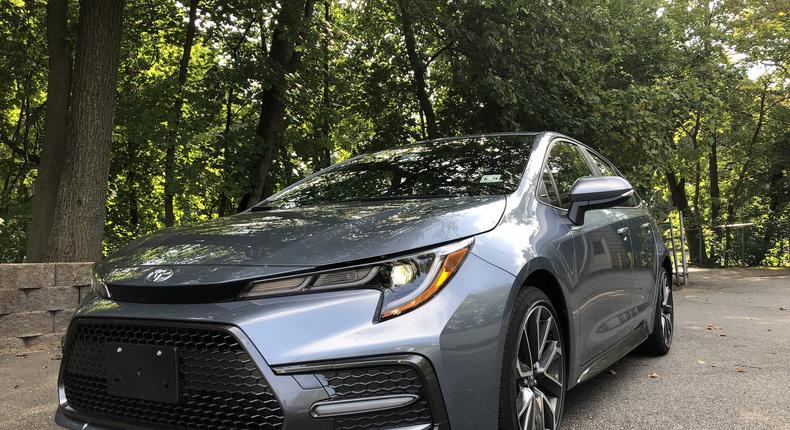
[322,364,434,430]
[60,319,284,430]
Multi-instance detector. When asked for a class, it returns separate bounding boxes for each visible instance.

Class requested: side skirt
[575,321,649,385]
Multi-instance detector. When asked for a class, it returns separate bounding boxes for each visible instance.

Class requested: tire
[499,287,566,430]
[639,269,673,356]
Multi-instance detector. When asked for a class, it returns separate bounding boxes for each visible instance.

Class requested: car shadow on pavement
[563,350,658,423]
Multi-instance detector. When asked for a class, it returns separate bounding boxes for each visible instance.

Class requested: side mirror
[567,176,634,225]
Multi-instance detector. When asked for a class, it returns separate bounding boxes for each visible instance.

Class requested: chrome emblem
[146,268,174,283]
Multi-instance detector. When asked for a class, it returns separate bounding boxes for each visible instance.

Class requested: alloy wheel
[514,305,565,430]
[660,273,673,347]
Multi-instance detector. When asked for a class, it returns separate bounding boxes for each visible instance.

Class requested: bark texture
[26,0,72,262]
[666,169,708,266]
[246,0,316,208]
[397,0,438,139]
[49,0,125,262]
[164,0,199,227]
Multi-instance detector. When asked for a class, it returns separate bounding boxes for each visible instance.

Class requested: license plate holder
[105,343,179,403]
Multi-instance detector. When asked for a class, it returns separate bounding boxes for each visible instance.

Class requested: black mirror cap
[567,176,634,225]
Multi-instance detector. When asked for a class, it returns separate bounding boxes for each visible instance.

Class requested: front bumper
[56,318,447,430]
[55,254,517,430]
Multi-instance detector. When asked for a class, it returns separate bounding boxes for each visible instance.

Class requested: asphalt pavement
[1,267,788,429]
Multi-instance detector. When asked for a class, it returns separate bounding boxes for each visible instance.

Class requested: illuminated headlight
[239,238,474,320]
[390,262,417,286]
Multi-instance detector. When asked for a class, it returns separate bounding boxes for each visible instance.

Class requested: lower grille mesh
[62,320,284,430]
[320,365,434,430]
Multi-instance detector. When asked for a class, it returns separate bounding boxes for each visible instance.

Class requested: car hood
[98,196,506,286]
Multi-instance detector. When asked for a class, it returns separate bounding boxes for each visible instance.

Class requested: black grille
[62,320,284,430]
[320,365,433,430]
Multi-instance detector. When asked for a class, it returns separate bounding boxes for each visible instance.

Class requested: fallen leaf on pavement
[718,333,727,337]
[710,364,718,368]
[697,360,706,364]
[780,307,787,311]
[735,367,745,373]
[649,372,660,379]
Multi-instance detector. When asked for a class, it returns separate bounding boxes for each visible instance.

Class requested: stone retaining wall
[0,263,93,353]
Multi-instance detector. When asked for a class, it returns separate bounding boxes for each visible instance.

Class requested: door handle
[617,227,630,238]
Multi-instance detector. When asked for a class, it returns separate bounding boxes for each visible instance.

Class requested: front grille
[320,365,434,430]
[62,320,284,430]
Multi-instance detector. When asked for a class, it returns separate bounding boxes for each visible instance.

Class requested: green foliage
[0,0,787,265]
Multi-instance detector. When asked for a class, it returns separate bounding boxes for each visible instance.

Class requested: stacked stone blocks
[0,263,93,353]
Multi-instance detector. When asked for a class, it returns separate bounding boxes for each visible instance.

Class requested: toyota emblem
[146,268,174,283]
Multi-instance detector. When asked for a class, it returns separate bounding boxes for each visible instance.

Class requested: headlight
[239,238,474,320]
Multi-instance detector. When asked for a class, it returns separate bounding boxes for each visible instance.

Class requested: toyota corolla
[55,131,674,430]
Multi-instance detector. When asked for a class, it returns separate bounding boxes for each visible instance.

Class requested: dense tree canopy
[0,0,787,265]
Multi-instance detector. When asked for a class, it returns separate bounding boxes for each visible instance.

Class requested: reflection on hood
[97,196,506,285]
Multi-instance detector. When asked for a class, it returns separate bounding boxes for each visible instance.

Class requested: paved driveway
[1,267,788,429]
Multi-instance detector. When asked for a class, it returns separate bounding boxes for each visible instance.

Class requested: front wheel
[499,287,566,430]
[640,269,673,355]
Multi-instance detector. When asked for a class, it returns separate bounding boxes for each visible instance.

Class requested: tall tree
[164,0,199,227]
[25,0,72,262]
[396,0,438,139]
[48,0,125,261]
[245,0,316,208]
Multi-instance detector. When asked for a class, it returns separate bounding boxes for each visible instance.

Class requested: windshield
[261,134,535,209]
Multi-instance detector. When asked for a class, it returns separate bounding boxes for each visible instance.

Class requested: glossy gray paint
[57,131,670,430]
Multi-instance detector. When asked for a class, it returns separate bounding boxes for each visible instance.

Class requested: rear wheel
[640,269,673,355]
[499,287,566,430]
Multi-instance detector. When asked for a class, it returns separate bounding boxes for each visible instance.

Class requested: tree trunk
[127,139,139,233]
[317,0,332,169]
[48,0,125,262]
[708,132,721,263]
[726,85,768,222]
[164,0,199,227]
[26,0,72,262]
[766,134,788,215]
[217,86,234,217]
[396,0,438,139]
[246,0,316,208]
[709,133,720,225]
[666,170,708,266]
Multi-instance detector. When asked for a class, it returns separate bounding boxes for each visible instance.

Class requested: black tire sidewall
[498,287,566,430]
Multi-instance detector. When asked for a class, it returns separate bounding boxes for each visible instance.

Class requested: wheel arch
[517,264,578,387]
[524,269,571,356]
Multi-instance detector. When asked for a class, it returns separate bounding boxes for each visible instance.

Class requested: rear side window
[542,142,593,209]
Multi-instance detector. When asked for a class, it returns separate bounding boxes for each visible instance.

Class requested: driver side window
[540,142,594,210]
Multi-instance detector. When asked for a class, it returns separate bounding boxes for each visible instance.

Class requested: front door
[584,149,655,326]
[538,140,634,365]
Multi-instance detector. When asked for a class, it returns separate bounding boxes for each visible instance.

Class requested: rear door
[538,140,634,365]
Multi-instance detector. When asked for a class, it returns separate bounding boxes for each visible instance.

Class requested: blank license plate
[105,343,179,404]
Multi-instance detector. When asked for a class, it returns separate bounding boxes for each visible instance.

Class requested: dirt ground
[1,267,788,430]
